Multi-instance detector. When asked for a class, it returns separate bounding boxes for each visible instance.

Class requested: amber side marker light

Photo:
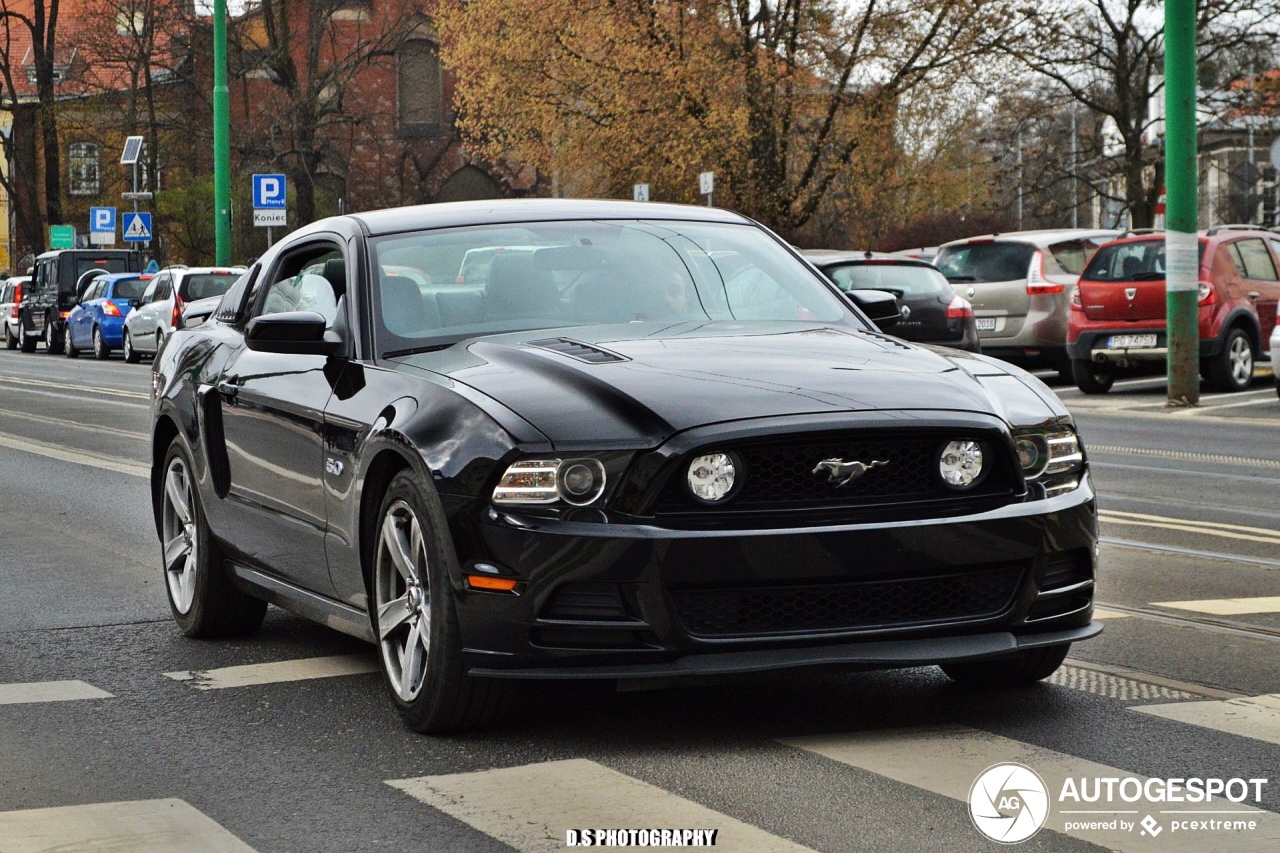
[466,575,518,592]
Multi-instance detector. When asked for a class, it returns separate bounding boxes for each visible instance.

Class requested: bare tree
[1005,0,1276,228]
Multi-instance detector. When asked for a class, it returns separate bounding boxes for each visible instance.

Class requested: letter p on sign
[253,174,287,209]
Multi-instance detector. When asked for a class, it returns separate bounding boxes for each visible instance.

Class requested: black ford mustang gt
[150,199,1100,732]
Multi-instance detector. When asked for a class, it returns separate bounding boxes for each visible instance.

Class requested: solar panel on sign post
[120,136,144,165]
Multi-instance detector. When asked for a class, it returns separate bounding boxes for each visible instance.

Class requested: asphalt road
[1,344,1279,852]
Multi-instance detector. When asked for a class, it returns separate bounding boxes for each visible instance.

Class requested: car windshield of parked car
[935,242,1036,283]
[1082,239,1206,282]
[179,273,241,301]
[823,263,949,297]
[370,219,856,355]
[110,278,149,300]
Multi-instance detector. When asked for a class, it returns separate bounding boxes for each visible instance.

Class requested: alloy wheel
[1228,334,1252,386]
[162,455,199,614]
[374,500,432,702]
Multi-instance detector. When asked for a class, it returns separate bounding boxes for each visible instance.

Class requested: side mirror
[129,298,141,309]
[245,311,342,355]
[845,289,901,330]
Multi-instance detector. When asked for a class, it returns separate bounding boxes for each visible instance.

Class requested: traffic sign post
[122,212,152,243]
[699,171,714,206]
[253,173,287,246]
[90,207,116,246]
[633,183,650,202]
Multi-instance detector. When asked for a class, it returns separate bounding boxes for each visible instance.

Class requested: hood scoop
[527,337,630,364]
[854,328,913,350]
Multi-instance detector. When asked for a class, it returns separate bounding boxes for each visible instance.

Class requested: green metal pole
[213,0,231,265]
[1165,0,1199,405]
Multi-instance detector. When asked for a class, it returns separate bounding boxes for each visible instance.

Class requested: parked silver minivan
[935,229,1122,379]
[122,266,245,362]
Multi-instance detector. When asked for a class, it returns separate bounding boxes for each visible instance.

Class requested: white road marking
[0,406,148,441]
[1135,695,1280,747]
[1093,608,1132,619]
[1098,510,1280,546]
[388,758,815,853]
[1153,596,1280,616]
[0,374,149,400]
[0,680,113,705]
[0,430,148,478]
[781,727,1280,851]
[164,654,378,690]
[0,798,256,852]
[1088,445,1280,469]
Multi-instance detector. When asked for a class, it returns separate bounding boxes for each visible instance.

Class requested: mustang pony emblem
[812,457,889,487]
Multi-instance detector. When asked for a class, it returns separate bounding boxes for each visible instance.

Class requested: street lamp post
[1165,0,1199,405]
[213,0,231,265]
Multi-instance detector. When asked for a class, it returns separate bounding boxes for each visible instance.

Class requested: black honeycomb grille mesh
[656,433,1010,511]
[670,565,1024,637]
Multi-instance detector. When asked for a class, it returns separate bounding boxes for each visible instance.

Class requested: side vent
[527,337,629,364]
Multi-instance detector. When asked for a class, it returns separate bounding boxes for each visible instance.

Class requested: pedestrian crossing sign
[122,212,152,243]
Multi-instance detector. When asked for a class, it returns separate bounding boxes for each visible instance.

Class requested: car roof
[311,199,752,239]
[939,228,1123,248]
[95,272,148,285]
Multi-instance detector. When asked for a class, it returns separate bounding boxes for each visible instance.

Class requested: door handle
[216,377,239,399]
[1248,291,1261,299]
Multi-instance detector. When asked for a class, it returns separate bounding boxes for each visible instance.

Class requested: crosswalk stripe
[388,758,815,852]
[164,654,378,690]
[781,726,1280,851]
[1135,695,1280,747]
[1153,596,1280,616]
[0,680,113,705]
[0,798,256,852]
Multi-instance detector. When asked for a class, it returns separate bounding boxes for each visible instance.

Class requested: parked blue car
[65,272,152,360]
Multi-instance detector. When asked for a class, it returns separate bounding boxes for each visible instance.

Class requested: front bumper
[453,481,1099,678]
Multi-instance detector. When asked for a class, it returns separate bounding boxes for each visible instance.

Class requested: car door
[70,280,102,346]
[214,240,347,595]
[1227,238,1280,342]
[129,278,158,348]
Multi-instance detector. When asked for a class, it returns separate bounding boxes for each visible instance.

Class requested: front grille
[656,432,1012,512]
[670,565,1024,637]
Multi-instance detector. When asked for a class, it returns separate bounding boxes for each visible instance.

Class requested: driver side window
[257,246,344,329]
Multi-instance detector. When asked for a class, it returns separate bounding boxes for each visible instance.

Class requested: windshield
[822,262,950,297]
[179,273,240,300]
[1082,239,1206,282]
[935,242,1035,283]
[370,219,856,355]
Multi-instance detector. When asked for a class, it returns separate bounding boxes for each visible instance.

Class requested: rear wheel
[1072,359,1114,394]
[161,439,266,637]
[64,326,80,358]
[940,644,1070,687]
[123,330,140,363]
[1207,327,1253,392]
[18,322,36,353]
[4,325,15,350]
[93,326,110,360]
[371,470,509,733]
[46,317,64,354]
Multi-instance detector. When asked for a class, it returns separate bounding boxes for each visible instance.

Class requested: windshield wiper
[945,275,976,282]
[383,342,457,358]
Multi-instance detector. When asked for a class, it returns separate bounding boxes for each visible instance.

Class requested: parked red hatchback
[1066,227,1280,393]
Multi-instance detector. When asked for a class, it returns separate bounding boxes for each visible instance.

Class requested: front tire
[4,325,15,350]
[123,329,140,364]
[1072,359,1114,394]
[64,326,80,358]
[18,322,36,353]
[940,644,1070,687]
[371,470,509,733]
[161,439,266,637]
[1207,327,1253,392]
[46,317,64,354]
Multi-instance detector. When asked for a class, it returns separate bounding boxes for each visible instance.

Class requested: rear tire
[161,438,267,637]
[46,317,64,354]
[940,644,1070,687]
[4,325,15,350]
[18,323,36,353]
[123,330,140,364]
[64,326,80,358]
[371,470,510,733]
[1207,327,1253,392]
[1072,359,1114,394]
[93,326,110,360]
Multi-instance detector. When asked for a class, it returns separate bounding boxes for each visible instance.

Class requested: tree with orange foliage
[437,0,1026,239]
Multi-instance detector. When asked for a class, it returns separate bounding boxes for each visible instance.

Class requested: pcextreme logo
[969,763,1051,844]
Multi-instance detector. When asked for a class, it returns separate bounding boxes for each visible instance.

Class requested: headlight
[939,440,985,489]
[1015,427,1084,497]
[687,451,740,503]
[492,458,607,506]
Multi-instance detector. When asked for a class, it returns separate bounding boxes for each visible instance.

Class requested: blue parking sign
[253,174,287,209]
[90,207,116,234]
[122,212,152,242]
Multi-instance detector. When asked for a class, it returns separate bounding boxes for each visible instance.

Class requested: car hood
[394,322,1068,447]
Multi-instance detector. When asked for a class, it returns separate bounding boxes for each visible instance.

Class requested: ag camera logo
[969,763,1050,844]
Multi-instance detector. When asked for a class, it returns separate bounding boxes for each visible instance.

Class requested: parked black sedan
[150,200,1099,733]
[804,250,982,352]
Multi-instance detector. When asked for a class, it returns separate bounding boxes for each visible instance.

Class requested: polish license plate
[1107,334,1157,349]
[975,318,997,331]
